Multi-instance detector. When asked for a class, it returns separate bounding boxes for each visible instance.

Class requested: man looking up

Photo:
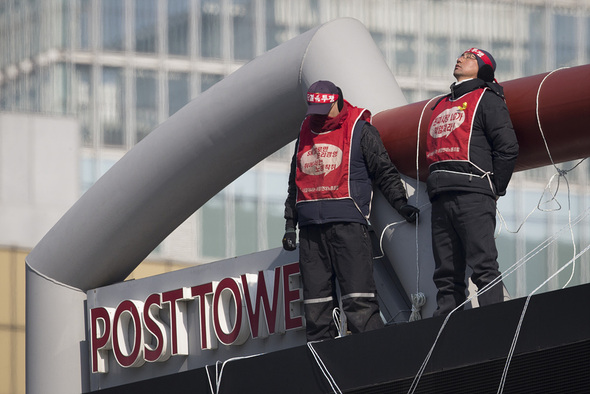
[426,48,519,316]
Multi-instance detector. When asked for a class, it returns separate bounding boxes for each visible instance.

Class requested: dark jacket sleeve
[361,123,408,210]
[283,141,299,230]
[480,92,519,195]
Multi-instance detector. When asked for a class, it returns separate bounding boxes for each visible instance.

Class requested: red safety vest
[426,88,486,166]
[296,106,370,204]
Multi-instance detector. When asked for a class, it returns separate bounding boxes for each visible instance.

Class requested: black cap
[306,80,339,116]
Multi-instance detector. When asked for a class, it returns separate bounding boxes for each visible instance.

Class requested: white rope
[205,353,262,394]
[497,243,590,394]
[535,67,570,171]
[533,67,587,289]
[307,341,343,394]
[373,219,408,260]
[496,171,566,238]
[333,307,346,338]
[495,67,586,288]
[495,68,588,389]
[406,208,590,394]
[408,96,441,322]
[409,292,427,322]
[430,166,495,192]
[373,202,431,260]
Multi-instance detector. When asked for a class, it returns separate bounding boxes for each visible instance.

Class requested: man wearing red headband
[282,80,419,341]
[425,49,519,316]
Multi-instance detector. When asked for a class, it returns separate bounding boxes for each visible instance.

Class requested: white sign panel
[87,247,305,390]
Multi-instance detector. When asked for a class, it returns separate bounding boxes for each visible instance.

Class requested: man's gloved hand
[282,228,297,251]
[399,204,420,223]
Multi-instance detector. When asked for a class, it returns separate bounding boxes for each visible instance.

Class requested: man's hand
[282,229,297,251]
[399,204,420,223]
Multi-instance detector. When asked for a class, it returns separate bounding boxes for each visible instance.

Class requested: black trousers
[299,222,384,341]
[431,192,504,317]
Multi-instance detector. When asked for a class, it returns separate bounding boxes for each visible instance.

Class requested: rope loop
[409,292,426,322]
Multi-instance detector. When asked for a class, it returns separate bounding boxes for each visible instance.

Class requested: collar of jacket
[450,78,505,100]
[450,78,486,99]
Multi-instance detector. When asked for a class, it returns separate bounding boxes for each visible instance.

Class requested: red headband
[467,48,493,68]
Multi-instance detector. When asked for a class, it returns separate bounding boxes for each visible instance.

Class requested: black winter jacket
[426,78,519,200]
[284,122,408,229]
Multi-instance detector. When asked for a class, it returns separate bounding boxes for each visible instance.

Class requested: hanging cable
[407,208,590,394]
[496,171,566,238]
[408,95,443,321]
[205,353,263,394]
[497,243,590,394]
[373,218,409,260]
[495,67,587,288]
[307,341,343,394]
[533,67,587,289]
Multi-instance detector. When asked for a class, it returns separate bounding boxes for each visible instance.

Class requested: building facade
[1,1,590,392]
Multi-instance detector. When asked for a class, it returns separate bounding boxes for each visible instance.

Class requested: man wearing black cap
[282,80,419,341]
[426,48,519,316]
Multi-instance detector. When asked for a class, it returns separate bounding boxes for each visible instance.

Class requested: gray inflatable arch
[26,18,419,393]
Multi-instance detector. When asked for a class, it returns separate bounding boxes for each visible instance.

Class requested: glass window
[370,30,386,60]
[201,73,223,93]
[102,0,124,51]
[395,34,417,76]
[554,13,577,68]
[491,41,514,78]
[234,172,258,256]
[202,193,227,258]
[496,234,517,297]
[135,0,157,53]
[458,39,479,54]
[168,72,191,116]
[168,0,190,56]
[296,0,320,34]
[265,0,288,51]
[81,157,96,194]
[201,0,222,58]
[53,63,68,115]
[75,64,93,146]
[426,36,450,78]
[266,0,289,50]
[496,192,518,296]
[101,67,125,146]
[24,68,40,113]
[99,157,117,177]
[0,23,6,69]
[524,6,547,75]
[267,142,295,163]
[77,0,92,50]
[0,82,6,111]
[232,0,254,60]
[401,89,417,104]
[555,236,582,288]
[135,70,158,143]
[263,170,289,250]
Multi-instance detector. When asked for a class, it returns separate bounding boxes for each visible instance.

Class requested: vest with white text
[296,106,369,205]
[426,88,486,166]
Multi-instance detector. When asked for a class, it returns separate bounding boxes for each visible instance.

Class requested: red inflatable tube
[374,64,590,181]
